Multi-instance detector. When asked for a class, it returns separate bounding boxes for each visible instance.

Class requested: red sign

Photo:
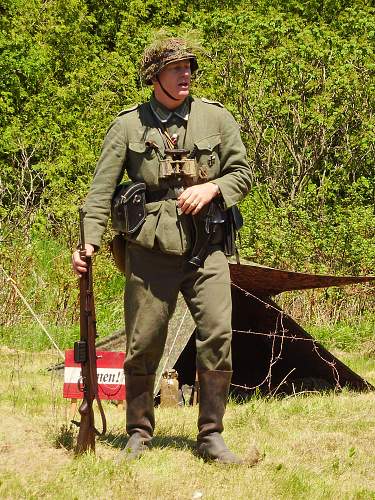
[63,350,126,400]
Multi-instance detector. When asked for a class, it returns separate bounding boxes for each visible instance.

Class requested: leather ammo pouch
[189,201,243,268]
[111,182,146,234]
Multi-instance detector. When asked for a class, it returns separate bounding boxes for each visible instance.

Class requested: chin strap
[156,75,180,101]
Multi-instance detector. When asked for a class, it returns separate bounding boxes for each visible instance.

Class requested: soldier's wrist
[210,183,221,196]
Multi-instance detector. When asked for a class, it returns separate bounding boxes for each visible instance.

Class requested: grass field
[0,346,374,500]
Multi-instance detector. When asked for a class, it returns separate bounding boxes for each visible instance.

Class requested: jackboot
[121,374,155,460]
[197,370,243,464]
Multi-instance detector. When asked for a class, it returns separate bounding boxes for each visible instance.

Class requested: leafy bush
[1,0,374,341]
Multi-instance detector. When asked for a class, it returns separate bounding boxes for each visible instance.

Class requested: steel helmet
[141,38,198,85]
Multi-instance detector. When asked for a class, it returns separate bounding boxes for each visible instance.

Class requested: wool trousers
[124,242,232,375]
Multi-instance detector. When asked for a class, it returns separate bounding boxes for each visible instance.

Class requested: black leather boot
[197,370,244,464]
[121,374,155,460]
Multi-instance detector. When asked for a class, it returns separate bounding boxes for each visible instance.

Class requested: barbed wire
[230,282,342,392]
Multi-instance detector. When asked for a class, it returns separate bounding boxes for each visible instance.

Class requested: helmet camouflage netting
[141,38,198,85]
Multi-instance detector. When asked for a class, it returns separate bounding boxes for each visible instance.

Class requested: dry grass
[0,347,374,500]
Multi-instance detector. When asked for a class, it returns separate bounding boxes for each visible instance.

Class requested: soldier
[72,38,255,464]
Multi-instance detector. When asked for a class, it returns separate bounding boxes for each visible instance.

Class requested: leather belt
[146,186,185,202]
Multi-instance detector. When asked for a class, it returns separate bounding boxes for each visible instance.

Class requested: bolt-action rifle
[72,209,106,454]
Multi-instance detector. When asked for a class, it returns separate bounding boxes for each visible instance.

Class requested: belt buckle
[174,186,185,197]
[167,186,184,199]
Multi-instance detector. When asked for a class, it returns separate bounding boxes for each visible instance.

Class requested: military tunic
[83,95,252,375]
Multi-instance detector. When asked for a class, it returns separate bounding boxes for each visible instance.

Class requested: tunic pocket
[125,201,163,250]
[126,200,190,255]
[194,134,221,180]
[155,200,190,255]
[127,141,159,187]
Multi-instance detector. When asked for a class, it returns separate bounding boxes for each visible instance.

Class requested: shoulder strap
[201,97,224,108]
[117,104,139,117]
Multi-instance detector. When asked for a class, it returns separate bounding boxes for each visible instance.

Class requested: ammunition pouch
[111,182,146,235]
[189,201,243,268]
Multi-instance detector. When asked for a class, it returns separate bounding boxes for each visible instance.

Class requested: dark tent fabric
[173,262,374,395]
[229,261,375,296]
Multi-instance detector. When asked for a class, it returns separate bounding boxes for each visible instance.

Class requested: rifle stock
[73,209,106,455]
[75,399,95,454]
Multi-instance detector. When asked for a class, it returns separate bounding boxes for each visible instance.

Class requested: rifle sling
[95,394,107,436]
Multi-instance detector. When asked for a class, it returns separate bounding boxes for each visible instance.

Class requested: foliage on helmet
[141,38,198,85]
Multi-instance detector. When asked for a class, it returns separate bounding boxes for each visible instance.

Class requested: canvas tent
[96,261,374,397]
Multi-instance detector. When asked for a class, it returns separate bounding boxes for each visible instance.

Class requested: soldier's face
[154,60,191,105]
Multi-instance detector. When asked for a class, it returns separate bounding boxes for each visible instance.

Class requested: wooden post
[192,371,199,405]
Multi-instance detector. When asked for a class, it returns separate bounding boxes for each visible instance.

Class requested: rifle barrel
[79,208,86,250]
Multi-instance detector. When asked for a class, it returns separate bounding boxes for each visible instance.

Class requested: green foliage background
[0,0,374,348]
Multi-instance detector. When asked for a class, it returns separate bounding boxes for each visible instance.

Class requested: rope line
[1,266,64,360]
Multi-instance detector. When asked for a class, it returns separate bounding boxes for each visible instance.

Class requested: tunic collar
[149,94,190,123]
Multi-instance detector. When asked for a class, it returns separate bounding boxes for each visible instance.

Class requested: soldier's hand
[72,244,95,277]
[177,182,220,215]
